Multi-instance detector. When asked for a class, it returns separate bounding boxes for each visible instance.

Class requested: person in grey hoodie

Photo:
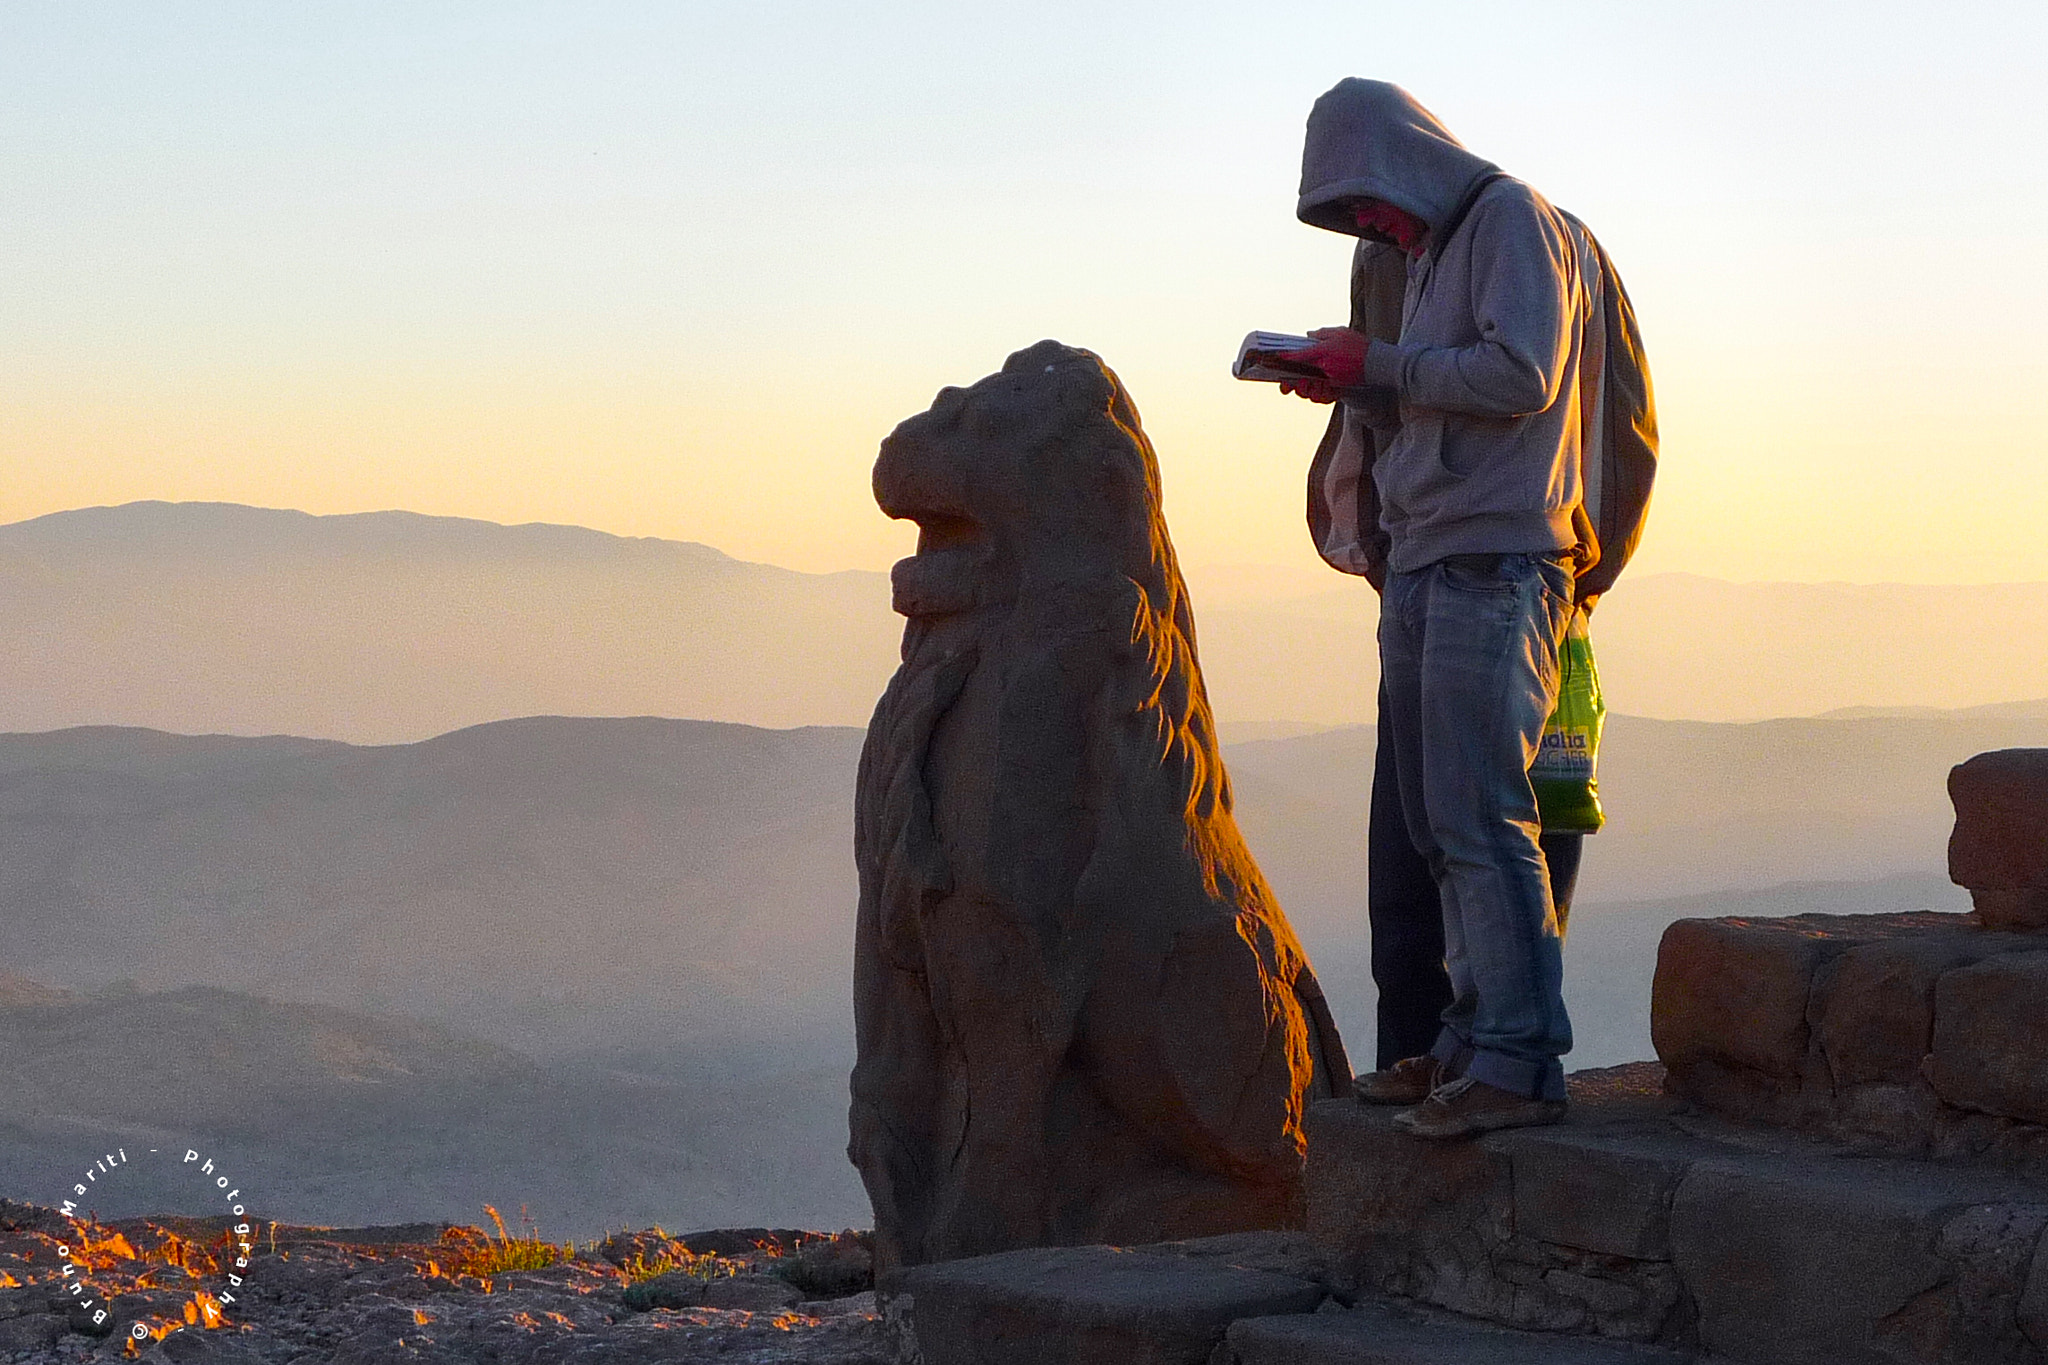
[1284,79,1606,1137]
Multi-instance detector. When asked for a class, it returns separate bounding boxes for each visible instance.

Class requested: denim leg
[1382,554,1575,1102]
[1368,688,1450,1068]
[1377,576,1475,1070]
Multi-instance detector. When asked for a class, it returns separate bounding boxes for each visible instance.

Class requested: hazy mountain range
[4,500,2046,1236]
[4,502,2047,740]
[7,704,2046,1233]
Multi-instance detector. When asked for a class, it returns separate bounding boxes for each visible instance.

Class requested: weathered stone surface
[1812,934,1999,1089]
[1652,915,1846,1109]
[0,1310,63,1350]
[0,1209,893,1363]
[1137,1230,1330,1287]
[1304,1070,1685,1343]
[889,1244,1324,1365]
[1223,1298,1690,1364]
[850,341,1351,1273]
[1307,1065,2048,1360]
[1648,911,2048,1156]
[776,1230,876,1300]
[1303,1093,1514,1317]
[1930,952,2048,1126]
[1504,1128,1687,1261]
[1950,750,2048,930]
[1669,1152,2046,1365]
[622,1269,805,1312]
[2021,1221,2048,1350]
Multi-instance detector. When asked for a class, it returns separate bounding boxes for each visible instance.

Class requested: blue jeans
[1379,552,1575,1101]
[1367,686,1585,1068]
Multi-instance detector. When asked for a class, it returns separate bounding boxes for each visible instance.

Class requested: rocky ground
[0,1201,892,1363]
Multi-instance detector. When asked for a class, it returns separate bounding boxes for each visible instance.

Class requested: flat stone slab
[1306,1068,2048,1363]
[1224,1298,1691,1364]
[890,1243,1326,1365]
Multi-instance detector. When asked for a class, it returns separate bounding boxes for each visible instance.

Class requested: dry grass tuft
[616,1242,746,1285]
[443,1205,574,1278]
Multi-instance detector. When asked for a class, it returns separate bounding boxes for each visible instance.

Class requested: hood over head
[1297,79,1500,240]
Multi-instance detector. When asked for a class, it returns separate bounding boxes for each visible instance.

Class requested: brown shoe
[1353,1054,1441,1106]
[1390,1076,1566,1139]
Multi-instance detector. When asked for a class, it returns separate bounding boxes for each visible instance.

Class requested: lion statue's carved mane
[850,340,1351,1272]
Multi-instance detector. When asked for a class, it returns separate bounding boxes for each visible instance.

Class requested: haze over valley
[5,503,2048,741]
[3,502,2046,1236]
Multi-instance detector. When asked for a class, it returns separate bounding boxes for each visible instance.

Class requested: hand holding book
[1231,327,1368,404]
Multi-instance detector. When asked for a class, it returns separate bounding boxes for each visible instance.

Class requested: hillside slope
[0,979,866,1236]
[0,717,863,1057]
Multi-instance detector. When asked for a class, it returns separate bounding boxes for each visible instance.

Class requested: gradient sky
[4,1,2045,581]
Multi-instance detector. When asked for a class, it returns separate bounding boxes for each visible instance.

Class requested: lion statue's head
[876,340,1185,629]
[872,339,1229,841]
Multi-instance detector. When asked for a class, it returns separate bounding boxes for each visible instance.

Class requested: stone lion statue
[849,340,1352,1272]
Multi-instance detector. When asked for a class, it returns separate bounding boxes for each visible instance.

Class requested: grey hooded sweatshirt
[1299,79,1597,574]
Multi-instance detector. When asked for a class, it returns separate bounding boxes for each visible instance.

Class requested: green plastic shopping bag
[1532,608,1606,832]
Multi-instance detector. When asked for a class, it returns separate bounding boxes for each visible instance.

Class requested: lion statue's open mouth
[851,340,1351,1273]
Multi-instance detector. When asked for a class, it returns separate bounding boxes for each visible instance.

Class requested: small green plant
[446,1205,573,1278]
[617,1243,745,1285]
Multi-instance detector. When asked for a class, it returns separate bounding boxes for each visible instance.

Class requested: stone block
[1652,913,1988,1126]
[1811,932,2005,1089]
[1497,1128,1689,1260]
[1222,1299,1688,1364]
[1302,1099,1512,1308]
[1305,1096,1688,1341]
[1950,749,2048,931]
[890,1245,1324,1365]
[1929,952,2048,1125]
[1669,1150,2042,1365]
[1653,917,1836,1083]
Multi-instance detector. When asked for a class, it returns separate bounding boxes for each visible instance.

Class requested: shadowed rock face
[849,340,1352,1272]
[1949,748,2048,930]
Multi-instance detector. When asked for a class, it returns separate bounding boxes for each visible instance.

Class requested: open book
[1231,331,1326,383]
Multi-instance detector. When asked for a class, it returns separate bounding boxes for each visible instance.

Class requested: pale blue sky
[4,1,2045,579]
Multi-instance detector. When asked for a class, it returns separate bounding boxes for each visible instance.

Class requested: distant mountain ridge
[0,501,899,742]
[0,501,744,565]
[8,707,2044,1063]
[4,501,2047,740]
[7,707,2046,1233]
